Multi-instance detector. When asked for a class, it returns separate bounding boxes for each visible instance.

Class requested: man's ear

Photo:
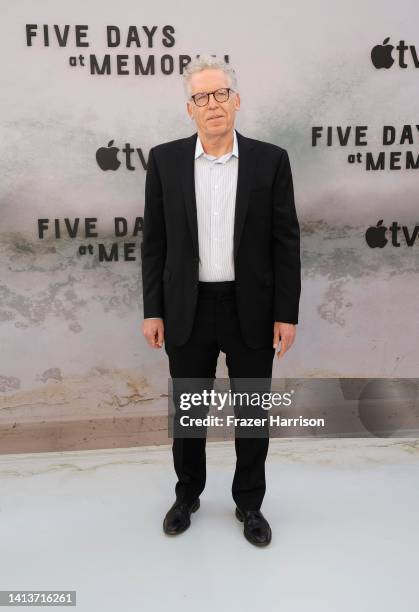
[186,101,193,120]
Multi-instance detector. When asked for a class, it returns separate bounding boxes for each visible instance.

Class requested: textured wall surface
[1,0,418,450]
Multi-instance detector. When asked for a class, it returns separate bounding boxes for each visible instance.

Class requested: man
[141,56,301,547]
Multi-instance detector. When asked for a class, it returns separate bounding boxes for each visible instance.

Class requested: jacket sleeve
[272,149,301,324]
[140,147,167,319]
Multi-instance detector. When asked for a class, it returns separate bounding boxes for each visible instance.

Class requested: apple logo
[96,140,121,171]
[371,37,394,69]
[365,219,388,248]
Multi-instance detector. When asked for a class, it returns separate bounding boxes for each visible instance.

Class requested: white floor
[0,438,418,612]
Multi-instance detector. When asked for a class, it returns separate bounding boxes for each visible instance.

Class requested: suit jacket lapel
[233,130,255,261]
[179,133,200,259]
[179,129,255,264]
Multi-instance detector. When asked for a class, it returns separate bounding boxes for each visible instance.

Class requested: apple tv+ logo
[371,37,419,69]
[96,139,147,171]
[365,220,419,248]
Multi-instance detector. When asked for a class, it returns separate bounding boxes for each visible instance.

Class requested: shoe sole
[235,507,272,547]
[163,498,200,536]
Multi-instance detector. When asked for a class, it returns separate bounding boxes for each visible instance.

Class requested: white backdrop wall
[1,0,418,448]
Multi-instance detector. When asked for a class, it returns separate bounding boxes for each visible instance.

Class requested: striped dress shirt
[145,129,239,319]
[195,128,238,281]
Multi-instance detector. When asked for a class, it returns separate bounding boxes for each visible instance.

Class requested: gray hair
[182,55,238,99]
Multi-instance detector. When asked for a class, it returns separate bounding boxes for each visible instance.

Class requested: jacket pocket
[250,187,270,195]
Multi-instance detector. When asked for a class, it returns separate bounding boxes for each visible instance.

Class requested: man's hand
[273,322,296,359]
[143,319,164,348]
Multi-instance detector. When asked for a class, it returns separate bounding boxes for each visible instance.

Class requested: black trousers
[164,280,275,511]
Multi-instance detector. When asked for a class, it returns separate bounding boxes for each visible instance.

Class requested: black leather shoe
[235,507,272,546]
[163,498,200,535]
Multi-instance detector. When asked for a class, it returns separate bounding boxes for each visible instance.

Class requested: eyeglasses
[190,87,234,107]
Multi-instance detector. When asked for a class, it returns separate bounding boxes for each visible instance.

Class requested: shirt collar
[195,129,238,163]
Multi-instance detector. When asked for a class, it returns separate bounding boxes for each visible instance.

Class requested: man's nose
[207,94,219,109]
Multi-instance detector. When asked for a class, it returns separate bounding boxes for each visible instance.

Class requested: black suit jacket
[141,130,301,349]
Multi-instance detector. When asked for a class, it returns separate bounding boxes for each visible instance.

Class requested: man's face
[186,68,240,137]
